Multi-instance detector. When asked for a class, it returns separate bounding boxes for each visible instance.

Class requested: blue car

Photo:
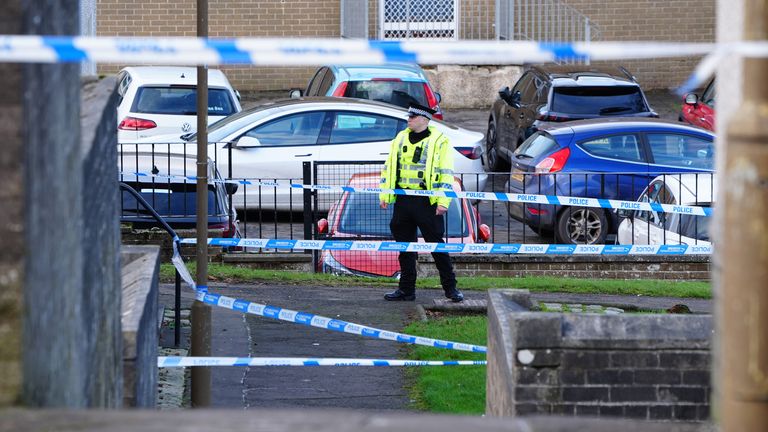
[506,118,714,244]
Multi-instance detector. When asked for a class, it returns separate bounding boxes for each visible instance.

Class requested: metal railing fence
[117,144,713,263]
[496,0,600,42]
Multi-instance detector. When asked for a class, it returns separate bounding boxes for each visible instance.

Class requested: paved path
[160,282,712,410]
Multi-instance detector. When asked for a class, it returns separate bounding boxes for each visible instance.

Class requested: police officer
[379,103,464,303]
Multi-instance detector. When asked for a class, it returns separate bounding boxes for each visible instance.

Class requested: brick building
[96,0,715,98]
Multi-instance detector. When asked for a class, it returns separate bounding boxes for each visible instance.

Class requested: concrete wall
[95,0,714,98]
[0,0,23,408]
[5,0,124,408]
[487,290,712,421]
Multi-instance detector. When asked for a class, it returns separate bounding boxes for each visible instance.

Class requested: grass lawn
[403,315,487,415]
[161,262,712,299]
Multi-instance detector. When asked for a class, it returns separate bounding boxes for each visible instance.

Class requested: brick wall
[97,0,714,92]
[487,290,712,421]
[561,0,715,89]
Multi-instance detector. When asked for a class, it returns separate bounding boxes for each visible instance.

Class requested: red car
[680,78,715,131]
[316,173,490,277]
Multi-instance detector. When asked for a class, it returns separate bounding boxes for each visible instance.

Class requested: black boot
[444,289,464,302]
[384,289,416,301]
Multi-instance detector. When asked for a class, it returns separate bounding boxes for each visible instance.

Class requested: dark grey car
[485,65,657,172]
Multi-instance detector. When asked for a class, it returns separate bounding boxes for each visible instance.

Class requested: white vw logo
[181,122,191,132]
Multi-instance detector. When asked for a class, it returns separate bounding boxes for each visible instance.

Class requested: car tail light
[527,206,549,215]
[535,147,570,173]
[118,117,157,131]
[536,112,570,122]
[317,218,329,234]
[456,146,483,160]
[423,83,442,119]
[332,81,349,97]
[478,224,491,242]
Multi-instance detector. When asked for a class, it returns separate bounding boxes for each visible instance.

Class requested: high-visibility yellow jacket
[379,126,455,208]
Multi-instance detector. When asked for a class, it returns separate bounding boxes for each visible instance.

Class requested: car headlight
[321,252,356,276]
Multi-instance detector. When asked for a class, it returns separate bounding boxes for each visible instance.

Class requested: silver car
[129,97,487,211]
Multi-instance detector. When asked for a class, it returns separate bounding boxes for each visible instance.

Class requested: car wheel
[486,118,510,172]
[555,207,608,245]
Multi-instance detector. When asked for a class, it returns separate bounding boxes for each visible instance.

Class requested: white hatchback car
[116,66,242,142]
[130,97,487,211]
[617,174,715,246]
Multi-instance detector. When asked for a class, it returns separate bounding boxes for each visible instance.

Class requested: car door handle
[294,153,312,157]
[379,152,388,155]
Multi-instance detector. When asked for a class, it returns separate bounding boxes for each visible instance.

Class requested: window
[579,134,644,162]
[306,68,327,96]
[243,112,325,146]
[344,80,428,108]
[317,70,335,96]
[117,72,131,105]
[701,80,715,107]
[329,112,402,144]
[647,134,714,169]
[512,72,534,101]
[131,86,237,116]
[551,86,647,115]
[515,132,559,158]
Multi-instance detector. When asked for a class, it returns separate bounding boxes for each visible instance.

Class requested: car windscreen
[344,81,428,109]
[338,191,468,237]
[514,132,560,159]
[121,183,224,218]
[132,86,237,116]
[551,86,647,115]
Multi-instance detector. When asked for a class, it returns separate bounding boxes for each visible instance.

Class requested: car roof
[538,117,715,138]
[328,64,428,81]
[121,66,232,88]
[528,64,638,87]
[120,152,218,181]
[650,173,716,205]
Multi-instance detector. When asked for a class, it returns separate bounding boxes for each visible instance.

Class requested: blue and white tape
[0,35,719,65]
[181,237,713,255]
[7,36,768,95]
[193,289,488,353]
[158,356,485,367]
[121,171,713,217]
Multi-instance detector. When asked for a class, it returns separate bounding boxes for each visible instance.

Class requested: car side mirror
[289,89,303,99]
[684,93,699,105]
[317,218,329,234]
[478,224,491,243]
[434,91,442,103]
[616,208,633,219]
[224,182,238,195]
[510,90,522,108]
[234,136,262,148]
[498,86,512,103]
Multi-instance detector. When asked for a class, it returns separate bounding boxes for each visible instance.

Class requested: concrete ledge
[121,245,160,408]
[0,409,714,431]
[423,65,523,109]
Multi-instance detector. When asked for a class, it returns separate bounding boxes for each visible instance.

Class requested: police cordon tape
[180,237,712,255]
[121,171,713,217]
[158,357,486,367]
[169,242,488,353]
[6,35,768,91]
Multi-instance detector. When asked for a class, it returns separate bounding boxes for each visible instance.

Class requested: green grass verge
[160,262,711,299]
[403,315,487,414]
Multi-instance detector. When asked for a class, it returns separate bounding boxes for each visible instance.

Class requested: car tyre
[555,206,608,245]
[486,118,510,172]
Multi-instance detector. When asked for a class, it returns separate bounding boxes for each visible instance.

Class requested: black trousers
[389,195,456,295]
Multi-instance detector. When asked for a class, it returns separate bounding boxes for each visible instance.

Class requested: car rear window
[551,86,647,115]
[344,81,428,109]
[121,184,224,218]
[339,191,467,237]
[132,86,237,116]
[514,132,560,158]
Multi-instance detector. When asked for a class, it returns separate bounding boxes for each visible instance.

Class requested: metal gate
[379,0,459,40]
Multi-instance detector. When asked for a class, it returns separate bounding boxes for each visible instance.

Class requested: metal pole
[191,0,211,408]
[174,270,181,348]
[717,0,768,429]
